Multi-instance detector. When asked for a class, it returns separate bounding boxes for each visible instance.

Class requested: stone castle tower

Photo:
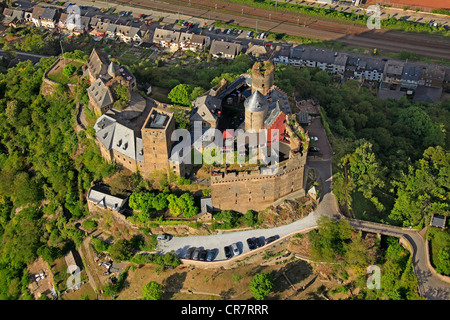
[141,108,175,179]
[244,90,268,133]
[251,61,274,96]
[244,61,275,133]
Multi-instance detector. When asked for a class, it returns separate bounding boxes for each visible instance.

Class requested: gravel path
[156,210,320,261]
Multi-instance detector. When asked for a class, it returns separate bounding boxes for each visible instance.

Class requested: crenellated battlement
[211,151,306,185]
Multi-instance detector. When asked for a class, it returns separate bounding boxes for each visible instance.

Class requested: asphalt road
[157,209,319,261]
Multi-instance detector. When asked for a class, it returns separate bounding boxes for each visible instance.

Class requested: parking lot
[156,210,319,262]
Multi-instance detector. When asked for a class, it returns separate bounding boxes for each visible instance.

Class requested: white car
[231,243,240,256]
[157,234,172,242]
[310,136,318,141]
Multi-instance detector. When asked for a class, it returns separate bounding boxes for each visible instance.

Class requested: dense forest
[0,59,114,299]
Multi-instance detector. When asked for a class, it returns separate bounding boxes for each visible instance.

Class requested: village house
[273,45,291,65]
[31,6,45,27]
[246,43,270,60]
[209,40,242,59]
[87,187,128,213]
[190,95,222,128]
[2,8,24,27]
[153,28,181,50]
[189,34,210,51]
[40,7,57,29]
[383,60,405,86]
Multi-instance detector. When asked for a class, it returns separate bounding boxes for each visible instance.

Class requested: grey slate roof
[32,6,45,19]
[86,48,109,78]
[190,95,222,123]
[301,48,335,64]
[210,40,242,58]
[87,188,127,211]
[244,90,269,112]
[153,28,180,42]
[94,114,144,161]
[41,7,56,21]
[402,64,422,82]
[430,214,446,228]
[87,78,114,109]
[413,85,443,103]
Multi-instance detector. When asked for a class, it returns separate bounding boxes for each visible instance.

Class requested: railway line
[114,0,450,60]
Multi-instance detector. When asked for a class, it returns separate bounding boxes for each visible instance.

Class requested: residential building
[87,187,128,213]
[94,114,145,173]
[152,28,180,50]
[87,78,114,114]
[190,95,222,128]
[209,40,242,59]
[383,60,405,85]
[401,63,422,91]
[273,45,290,65]
[2,8,24,26]
[31,6,45,27]
[40,7,57,29]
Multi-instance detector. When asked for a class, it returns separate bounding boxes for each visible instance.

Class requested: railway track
[114,0,450,60]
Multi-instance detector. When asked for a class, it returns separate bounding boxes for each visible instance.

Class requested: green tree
[109,239,133,261]
[168,84,192,106]
[389,146,450,227]
[309,216,354,262]
[436,248,450,275]
[341,140,385,212]
[244,210,258,226]
[249,273,274,300]
[141,281,162,300]
[62,64,77,78]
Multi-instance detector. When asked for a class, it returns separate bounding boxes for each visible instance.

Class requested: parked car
[157,233,171,242]
[265,235,279,245]
[224,246,233,259]
[308,146,320,153]
[247,238,256,250]
[199,249,208,261]
[208,26,214,31]
[184,247,195,259]
[310,136,318,141]
[254,237,264,248]
[192,247,202,260]
[227,29,232,34]
[246,31,253,38]
[223,28,228,34]
[231,243,240,256]
[206,249,218,261]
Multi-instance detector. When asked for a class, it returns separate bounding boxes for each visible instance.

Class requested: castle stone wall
[211,152,306,213]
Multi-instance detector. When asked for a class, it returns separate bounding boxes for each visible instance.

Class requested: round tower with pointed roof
[244,90,269,132]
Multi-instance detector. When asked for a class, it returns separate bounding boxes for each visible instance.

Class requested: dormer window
[122,142,128,150]
[117,139,122,147]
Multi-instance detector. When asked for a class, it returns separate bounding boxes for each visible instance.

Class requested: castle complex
[88,48,308,213]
